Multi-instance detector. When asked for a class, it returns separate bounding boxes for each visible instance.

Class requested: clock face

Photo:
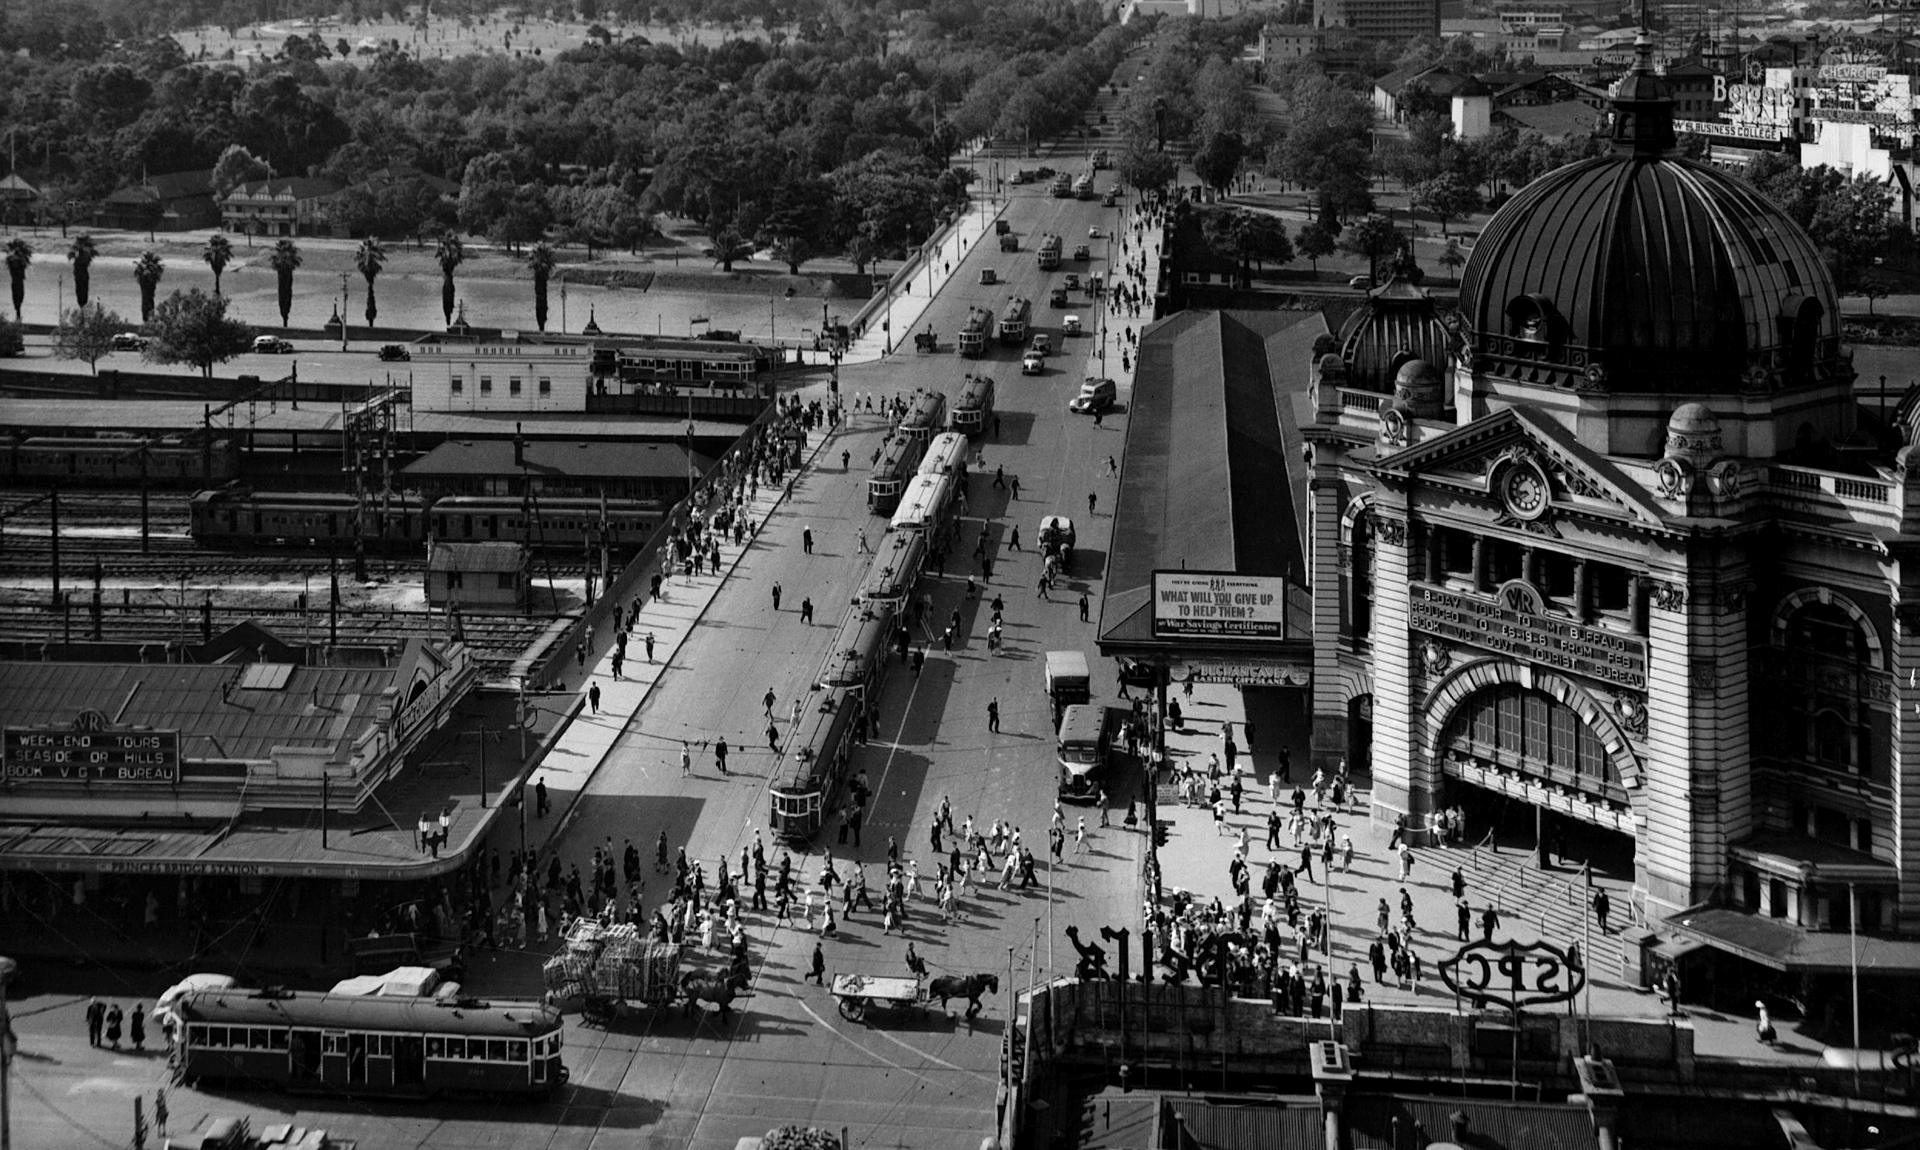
[1500,463,1550,520]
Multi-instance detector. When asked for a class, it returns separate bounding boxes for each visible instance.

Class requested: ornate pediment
[1367,405,1667,526]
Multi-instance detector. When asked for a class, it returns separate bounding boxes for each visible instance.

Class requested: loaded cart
[543,920,680,1024]
[829,972,927,1023]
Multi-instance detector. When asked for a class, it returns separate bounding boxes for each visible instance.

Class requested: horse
[926,972,999,1018]
[681,971,747,1023]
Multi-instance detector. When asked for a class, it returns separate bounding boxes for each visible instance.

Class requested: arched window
[1350,514,1375,643]
[1440,684,1620,796]
[1777,599,1876,774]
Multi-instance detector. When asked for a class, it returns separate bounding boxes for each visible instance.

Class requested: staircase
[1416,836,1627,985]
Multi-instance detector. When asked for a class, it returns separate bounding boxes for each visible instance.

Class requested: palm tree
[67,234,98,308]
[435,233,466,329]
[4,238,32,322]
[133,250,165,323]
[354,237,386,329]
[203,234,235,296]
[267,239,301,326]
[527,242,556,332]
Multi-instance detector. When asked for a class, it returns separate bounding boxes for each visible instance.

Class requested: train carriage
[950,374,995,437]
[858,532,926,608]
[190,490,426,549]
[866,433,926,515]
[13,436,238,488]
[429,496,665,552]
[172,987,566,1099]
[918,431,969,480]
[889,471,954,536]
[897,389,948,446]
[769,685,862,842]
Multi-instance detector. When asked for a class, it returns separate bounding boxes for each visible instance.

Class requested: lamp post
[339,273,350,352]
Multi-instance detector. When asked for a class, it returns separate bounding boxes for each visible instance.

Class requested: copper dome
[1456,135,1843,396]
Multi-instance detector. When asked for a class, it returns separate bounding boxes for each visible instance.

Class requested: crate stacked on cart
[541,919,611,998]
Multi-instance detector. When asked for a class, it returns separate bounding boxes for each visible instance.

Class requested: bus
[899,389,949,446]
[1037,234,1062,270]
[867,433,926,514]
[920,430,970,479]
[770,685,863,843]
[858,531,926,608]
[997,297,1031,346]
[951,373,995,437]
[958,306,994,357]
[890,471,955,535]
[1056,703,1115,802]
[171,986,567,1099]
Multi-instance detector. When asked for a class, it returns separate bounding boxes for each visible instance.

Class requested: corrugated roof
[401,438,708,481]
[226,176,343,200]
[429,541,529,572]
[1165,1100,1322,1149]
[1347,1095,1599,1149]
[0,661,393,763]
[1494,99,1603,138]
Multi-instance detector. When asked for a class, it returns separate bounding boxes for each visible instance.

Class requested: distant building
[426,542,530,611]
[0,172,41,224]
[220,176,344,238]
[96,170,217,232]
[1316,0,1439,45]
[410,339,593,414]
[400,437,709,502]
[1373,67,1495,139]
[1259,23,1323,68]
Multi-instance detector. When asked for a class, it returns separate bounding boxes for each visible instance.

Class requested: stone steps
[1419,840,1624,983]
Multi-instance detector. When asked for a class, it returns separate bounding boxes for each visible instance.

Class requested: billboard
[1152,571,1291,640]
[4,714,181,785]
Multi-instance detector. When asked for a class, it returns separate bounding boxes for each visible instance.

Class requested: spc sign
[1436,938,1586,1012]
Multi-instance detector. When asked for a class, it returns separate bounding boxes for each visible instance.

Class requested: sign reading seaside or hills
[3,711,180,784]
[1152,572,1289,640]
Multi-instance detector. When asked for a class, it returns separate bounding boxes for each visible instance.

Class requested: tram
[898,389,949,446]
[958,306,994,357]
[817,601,895,690]
[889,471,955,536]
[996,297,1031,346]
[867,433,927,514]
[769,686,863,842]
[920,431,970,479]
[950,373,995,436]
[171,987,567,1098]
[858,531,926,608]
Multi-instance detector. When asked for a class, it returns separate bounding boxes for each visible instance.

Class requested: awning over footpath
[1664,907,1920,975]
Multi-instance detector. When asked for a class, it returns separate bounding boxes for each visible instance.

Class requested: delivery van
[1045,650,1091,725]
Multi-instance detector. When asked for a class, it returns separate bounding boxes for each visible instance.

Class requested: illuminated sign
[1438,938,1588,1012]
[1811,106,1908,127]
[1711,80,1796,131]
[1152,571,1291,640]
[1677,118,1787,142]
[1408,582,1648,689]
[3,712,181,784]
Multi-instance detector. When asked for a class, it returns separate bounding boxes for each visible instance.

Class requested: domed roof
[1336,277,1453,394]
[1456,53,1844,397]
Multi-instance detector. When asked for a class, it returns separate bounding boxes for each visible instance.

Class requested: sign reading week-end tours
[3,711,181,785]
[1152,571,1291,640]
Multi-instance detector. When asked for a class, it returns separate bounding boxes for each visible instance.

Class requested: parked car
[1022,352,1046,375]
[1069,377,1117,414]
[1348,275,1372,289]
[377,344,411,362]
[110,332,147,351]
[252,336,294,354]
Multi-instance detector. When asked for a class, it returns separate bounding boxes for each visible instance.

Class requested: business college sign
[1409,581,1647,690]
[1438,938,1587,1012]
[3,711,181,784]
[1152,571,1290,640]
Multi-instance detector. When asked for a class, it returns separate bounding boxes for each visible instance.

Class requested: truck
[1045,650,1091,726]
[1037,233,1062,270]
[1056,704,1120,802]
[999,231,1019,252]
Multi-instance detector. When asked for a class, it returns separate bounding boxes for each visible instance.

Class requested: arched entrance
[1424,663,1640,880]
[1347,694,1372,775]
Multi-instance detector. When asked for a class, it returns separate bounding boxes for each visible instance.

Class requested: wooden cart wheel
[837,996,867,1022]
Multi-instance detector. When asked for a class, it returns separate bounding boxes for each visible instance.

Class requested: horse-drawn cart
[544,921,681,1023]
[830,973,925,1022]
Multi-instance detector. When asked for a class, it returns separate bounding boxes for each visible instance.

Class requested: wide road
[2,100,1151,1150]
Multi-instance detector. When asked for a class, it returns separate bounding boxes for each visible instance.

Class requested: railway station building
[1109,49,1920,1013]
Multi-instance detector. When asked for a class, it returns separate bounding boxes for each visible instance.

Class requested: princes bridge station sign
[3,711,181,785]
[1409,581,1647,690]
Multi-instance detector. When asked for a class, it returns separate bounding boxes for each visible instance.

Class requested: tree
[0,315,22,357]
[268,239,302,326]
[1192,131,1246,194]
[527,242,556,332]
[202,234,234,296]
[1858,271,1893,315]
[1119,147,1178,196]
[210,143,272,199]
[1411,173,1482,237]
[844,234,878,275]
[1810,172,1894,296]
[354,237,385,328]
[1338,214,1402,285]
[133,250,165,324]
[435,233,466,328]
[53,302,127,374]
[1439,237,1466,282]
[4,239,31,322]
[1296,220,1336,275]
[143,288,253,378]
[707,226,754,273]
[67,234,98,308]
[1279,75,1376,226]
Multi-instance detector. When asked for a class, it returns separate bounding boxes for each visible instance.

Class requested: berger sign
[3,711,181,785]
[1152,571,1289,640]
[1438,938,1587,1012]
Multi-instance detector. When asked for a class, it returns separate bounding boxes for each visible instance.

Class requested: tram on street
[997,297,1032,346]
[889,471,956,536]
[898,389,949,445]
[171,987,567,1099]
[770,685,863,842]
[858,531,927,608]
[867,433,927,514]
[950,374,996,437]
[920,430,970,479]
[958,306,994,357]
[816,601,895,691]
